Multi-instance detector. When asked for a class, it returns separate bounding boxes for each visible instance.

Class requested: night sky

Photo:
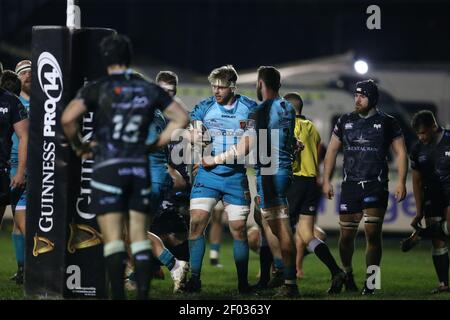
[1,0,449,73]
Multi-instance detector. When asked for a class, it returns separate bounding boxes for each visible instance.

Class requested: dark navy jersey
[76,71,173,163]
[410,136,441,191]
[436,130,450,188]
[333,109,403,182]
[0,88,28,169]
[410,129,450,194]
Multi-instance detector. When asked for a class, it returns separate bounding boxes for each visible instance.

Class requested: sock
[259,245,273,285]
[12,234,25,269]
[308,238,342,276]
[104,240,128,300]
[432,247,449,286]
[283,265,297,284]
[189,236,206,278]
[131,240,153,300]
[210,243,221,259]
[170,241,190,261]
[149,256,162,273]
[273,257,284,271]
[133,250,152,300]
[233,239,249,286]
[105,252,128,299]
[158,248,176,270]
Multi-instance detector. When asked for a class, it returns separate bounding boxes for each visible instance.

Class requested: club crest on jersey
[240,120,247,130]
[373,124,381,130]
[345,123,353,130]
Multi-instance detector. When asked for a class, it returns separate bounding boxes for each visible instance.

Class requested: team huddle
[0,33,449,299]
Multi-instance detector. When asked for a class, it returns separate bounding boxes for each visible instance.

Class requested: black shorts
[90,162,151,215]
[0,170,10,207]
[423,188,447,218]
[287,176,321,220]
[339,180,389,214]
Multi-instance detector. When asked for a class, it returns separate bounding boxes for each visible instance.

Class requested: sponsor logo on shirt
[345,123,353,130]
[445,151,450,157]
[355,134,371,144]
[340,204,348,211]
[0,107,8,114]
[373,124,381,130]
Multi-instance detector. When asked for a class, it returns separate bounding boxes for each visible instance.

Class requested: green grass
[0,225,448,300]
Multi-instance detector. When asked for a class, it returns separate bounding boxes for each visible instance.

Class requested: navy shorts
[423,187,447,218]
[90,162,151,215]
[339,180,389,214]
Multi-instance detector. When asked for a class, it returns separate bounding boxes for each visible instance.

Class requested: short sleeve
[190,102,205,122]
[153,85,173,112]
[332,115,344,141]
[311,122,321,145]
[10,97,28,124]
[387,116,403,142]
[75,82,98,112]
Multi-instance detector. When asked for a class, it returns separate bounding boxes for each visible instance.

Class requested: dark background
[1,0,449,73]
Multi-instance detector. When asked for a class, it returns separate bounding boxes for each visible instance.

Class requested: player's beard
[256,83,263,101]
[354,102,371,115]
[217,91,234,105]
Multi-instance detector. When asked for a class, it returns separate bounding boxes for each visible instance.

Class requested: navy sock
[105,252,127,300]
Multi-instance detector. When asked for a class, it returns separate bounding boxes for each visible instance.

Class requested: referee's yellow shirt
[293,117,321,177]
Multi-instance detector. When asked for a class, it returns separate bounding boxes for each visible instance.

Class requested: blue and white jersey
[190,94,258,175]
[10,95,30,168]
[147,109,170,183]
[253,97,296,176]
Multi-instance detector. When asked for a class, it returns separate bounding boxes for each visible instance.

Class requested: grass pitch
[0,225,448,300]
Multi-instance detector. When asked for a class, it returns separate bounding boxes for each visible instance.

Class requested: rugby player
[401,110,449,293]
[322,79,408,295]
[61,34,189,299]
[184,65,258,294]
